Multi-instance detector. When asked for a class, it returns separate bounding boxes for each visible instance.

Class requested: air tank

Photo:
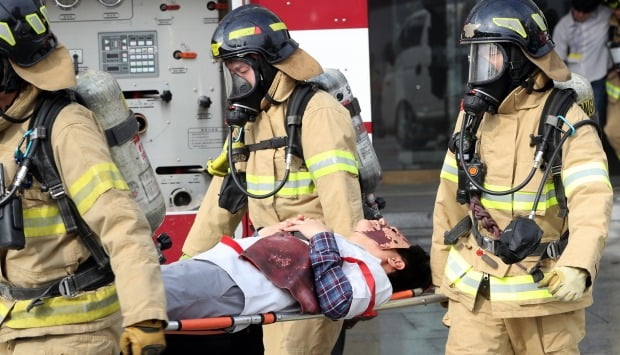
[73,69,166,231]
[308,68,383,195]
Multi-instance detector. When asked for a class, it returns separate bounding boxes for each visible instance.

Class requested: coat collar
[497,73,550,114]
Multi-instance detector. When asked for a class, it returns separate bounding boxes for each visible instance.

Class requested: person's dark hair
[387,244,431,293]
[572,0,600,13]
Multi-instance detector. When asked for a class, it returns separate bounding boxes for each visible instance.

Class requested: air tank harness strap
[344,97,362,117]
[28,90,112,285]
[104,110,139,147]
[0,257,114,311]
[246,136,288,152]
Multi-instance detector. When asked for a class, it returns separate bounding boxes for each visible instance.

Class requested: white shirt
[553,5,612,81]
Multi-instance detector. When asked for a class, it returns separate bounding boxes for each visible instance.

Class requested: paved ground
[342,181,620,355]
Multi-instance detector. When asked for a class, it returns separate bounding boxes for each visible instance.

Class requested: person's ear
[388,256,405,271]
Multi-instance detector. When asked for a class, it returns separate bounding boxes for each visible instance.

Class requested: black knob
[199,96,212,109]
[160,90,173,103]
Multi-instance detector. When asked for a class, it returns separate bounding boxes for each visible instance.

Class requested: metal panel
[48,0,227,211]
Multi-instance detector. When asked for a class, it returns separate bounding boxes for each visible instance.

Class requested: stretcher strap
[342,256,376,317]
[221,235,243,254]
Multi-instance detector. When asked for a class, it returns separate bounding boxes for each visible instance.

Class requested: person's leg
[162,258,245,320]
[445,296,514,355]
[9,327,121,355]
[263,318,343,355]
[505,309,584,355]
[591,78,608,130]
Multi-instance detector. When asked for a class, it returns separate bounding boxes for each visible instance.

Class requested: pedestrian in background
[553,0,611,133]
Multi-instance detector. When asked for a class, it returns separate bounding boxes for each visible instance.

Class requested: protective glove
[120,319,166,355]
[537,266,588,302]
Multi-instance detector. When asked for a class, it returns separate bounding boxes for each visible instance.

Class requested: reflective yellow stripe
[211,42,222,57]
[445,247,554,301]
[269,22,288,31]
[490,274,553,301]
[531,13,547,32]
[39,6,49,23]
[607,81,620,100]
[246,171,316,196]
[228,27,258,40]
[440,156,458,183]
[68,162,128,215]
[444,248,481,296]
[492,18,526,38]
[23,205,66,237]
[25,13,46,35]
[481,182,557,211]
[306,150,358,179]
[0,285,119,328]
[562,162,611,196]
[0,23,15,46]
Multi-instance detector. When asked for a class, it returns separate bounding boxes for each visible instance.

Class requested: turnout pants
[0,326,121,355]
[263,318,343,355]
[445,294,585,355]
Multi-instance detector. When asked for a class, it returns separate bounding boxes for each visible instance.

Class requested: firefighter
[604,0,620,159]
[180,4,364,355]
[0,1,167,354]
[431,0,612,353]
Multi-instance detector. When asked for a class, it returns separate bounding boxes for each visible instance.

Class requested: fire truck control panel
[48,0,228,213]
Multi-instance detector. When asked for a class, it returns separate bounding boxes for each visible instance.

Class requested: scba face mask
[223,57,265,127]
[465,42,512,114]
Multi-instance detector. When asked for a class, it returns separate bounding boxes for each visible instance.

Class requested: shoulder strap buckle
[48,183,66,200]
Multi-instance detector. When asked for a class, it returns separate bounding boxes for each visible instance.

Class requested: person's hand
[257,215,305,237]
[120,319,166,355]
[283,218,331,240]
[538,266,588,302]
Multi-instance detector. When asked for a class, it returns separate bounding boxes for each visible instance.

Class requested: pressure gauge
[54,0,80,9]
[98,0,123,7]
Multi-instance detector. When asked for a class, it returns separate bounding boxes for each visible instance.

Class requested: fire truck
[47,0,373,261]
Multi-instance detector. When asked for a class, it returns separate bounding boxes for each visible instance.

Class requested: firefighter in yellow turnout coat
[182,4,363,355]
[431,1,612,354]
[0,2,167,354]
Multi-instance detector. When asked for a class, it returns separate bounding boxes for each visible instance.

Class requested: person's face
[467,43,507,86]
[225,59,256,87]
[354,218,411,250]
[572,8,593,22]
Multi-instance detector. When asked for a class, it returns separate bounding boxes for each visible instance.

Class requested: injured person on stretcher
[162,216,431,331]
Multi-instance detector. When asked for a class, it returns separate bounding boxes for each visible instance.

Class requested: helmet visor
[468,43,507,85]
[223,58,259,101]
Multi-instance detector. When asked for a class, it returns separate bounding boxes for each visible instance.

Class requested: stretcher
[165,289,448,334]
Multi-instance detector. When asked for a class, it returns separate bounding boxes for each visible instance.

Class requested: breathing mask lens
[224,58,259,101]
[468,43,507,86]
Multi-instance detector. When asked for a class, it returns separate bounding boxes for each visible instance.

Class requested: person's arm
[430,113,470,288]
[52,104,167,327]
[301,92,364,237]
[182,174,246,256]
[308,231,353,320]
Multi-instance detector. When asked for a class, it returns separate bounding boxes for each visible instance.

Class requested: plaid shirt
[309,232,353,319]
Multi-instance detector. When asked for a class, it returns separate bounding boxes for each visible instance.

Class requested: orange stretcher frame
[164,289,448,335]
